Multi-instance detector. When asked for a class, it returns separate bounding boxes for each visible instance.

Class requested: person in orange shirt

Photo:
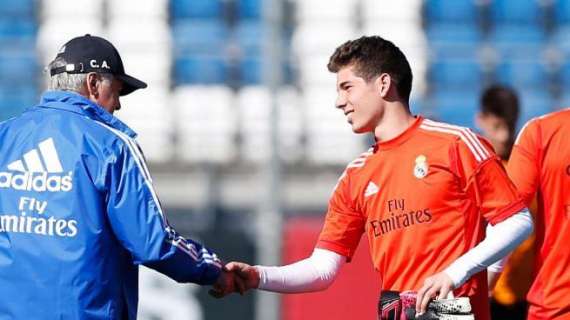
[507,109,570,320]
[211,36,533,320]
[475,85,535,320]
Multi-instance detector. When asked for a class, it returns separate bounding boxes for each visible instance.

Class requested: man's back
[0,92,143,319]
[1,33,229,319]
[508,108,570,320]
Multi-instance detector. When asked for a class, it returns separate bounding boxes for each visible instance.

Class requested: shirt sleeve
[453,134,525,225]
[316,170,366,261]
[256,248,345,293]
[444,208,533,287]
[104,140,222,285]
[507,119,541,205]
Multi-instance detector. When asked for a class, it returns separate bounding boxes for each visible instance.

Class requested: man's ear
[377,73,391,98]
[86,73,98,97]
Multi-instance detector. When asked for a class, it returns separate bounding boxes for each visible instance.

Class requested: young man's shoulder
[334,147,376,188]
[418,118,494,163]
[418,118,488,147]
[345,147,374,167]
[419,118,472,138]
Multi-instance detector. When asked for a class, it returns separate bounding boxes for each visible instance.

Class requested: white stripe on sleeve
[95,122,220,266]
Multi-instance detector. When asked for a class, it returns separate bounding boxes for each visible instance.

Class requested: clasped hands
[209,262,260,298]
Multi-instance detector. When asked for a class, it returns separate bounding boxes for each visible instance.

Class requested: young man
[507,109,570,320]
[476,85,534,320]
[0,35,239,319]
[214,36,533,320]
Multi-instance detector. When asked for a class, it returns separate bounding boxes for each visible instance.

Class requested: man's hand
[225,261,260,291]
[415,272,455,315]
[208,261,260,299]
[209,269,245,299]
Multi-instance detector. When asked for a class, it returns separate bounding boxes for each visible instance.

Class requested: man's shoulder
[517,108,570,145]
[343,147,375,173]
[418,118,476,144]
[535,108,570,130]
[332,148,375,190]
[418,118,494,163]
[3,108,128,152]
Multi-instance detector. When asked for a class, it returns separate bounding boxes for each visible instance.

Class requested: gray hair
[47,57,113,92]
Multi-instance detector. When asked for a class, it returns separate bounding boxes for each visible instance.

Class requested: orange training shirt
[507,109,570,320]
[317,117,525,320]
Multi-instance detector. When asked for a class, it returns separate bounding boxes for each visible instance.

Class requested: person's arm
[225,207,531,296]
[104,137,222,285]
[219,248,345,295]
[256,248,345,293]
[443,208,533,287]
[213,156,365,297]
[416,208,533,313]
[486,222,508,294]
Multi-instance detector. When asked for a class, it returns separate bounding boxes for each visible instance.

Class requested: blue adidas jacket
[0,91,222,319]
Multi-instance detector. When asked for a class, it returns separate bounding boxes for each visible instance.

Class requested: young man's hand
[224,261,260,291]
[208,261,260,298]
[209,269,244,298]
[415,272,455,315]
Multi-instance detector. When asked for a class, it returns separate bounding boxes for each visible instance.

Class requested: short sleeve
[316,171,366,261]
[453,134,525,225]
[507,119,541,205]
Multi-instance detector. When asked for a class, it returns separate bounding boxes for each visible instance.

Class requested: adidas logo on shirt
[365,181,379,197]
[0,138,73,192]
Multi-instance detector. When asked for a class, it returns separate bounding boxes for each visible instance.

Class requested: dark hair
[480,85,520,132]
[327,35,413,102]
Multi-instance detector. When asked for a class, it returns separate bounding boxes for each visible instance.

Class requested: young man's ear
[377,73,391,98]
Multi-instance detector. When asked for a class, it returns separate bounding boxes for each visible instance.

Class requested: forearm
[255,248,345,293]
[486,223,507,291]
[444,208,533,287]
[107,145,223,285]
[143,232,223,285]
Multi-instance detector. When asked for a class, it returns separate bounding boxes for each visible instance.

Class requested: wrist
[203,263,224,286]
[443,264,465,288]
[253,265,264,289]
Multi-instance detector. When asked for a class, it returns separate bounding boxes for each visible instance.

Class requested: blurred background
[0,0,567,319]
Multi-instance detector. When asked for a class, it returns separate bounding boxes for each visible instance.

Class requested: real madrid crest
[414,155,429,179]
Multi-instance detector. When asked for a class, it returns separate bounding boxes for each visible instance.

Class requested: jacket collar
[37,90,137,138]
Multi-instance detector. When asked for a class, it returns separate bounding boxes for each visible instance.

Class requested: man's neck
[373,101,415,142]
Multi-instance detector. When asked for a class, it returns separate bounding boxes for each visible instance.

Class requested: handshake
[209,261,260,298]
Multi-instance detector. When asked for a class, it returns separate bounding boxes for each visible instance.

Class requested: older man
[0,35,237,319]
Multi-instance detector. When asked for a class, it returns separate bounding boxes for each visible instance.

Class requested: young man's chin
[352,126,369,134]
